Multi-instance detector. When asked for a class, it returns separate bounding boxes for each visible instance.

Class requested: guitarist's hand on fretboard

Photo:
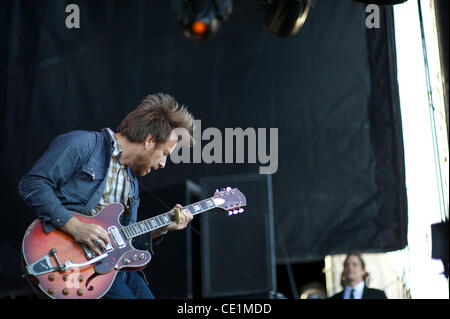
[152,204,193,239]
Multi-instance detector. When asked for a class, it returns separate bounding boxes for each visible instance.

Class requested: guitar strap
[122,174,130,215]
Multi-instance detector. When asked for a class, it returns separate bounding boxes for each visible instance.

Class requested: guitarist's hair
[117,93,194,147]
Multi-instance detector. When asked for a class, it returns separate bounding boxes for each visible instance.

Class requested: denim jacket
[18,128,156,252]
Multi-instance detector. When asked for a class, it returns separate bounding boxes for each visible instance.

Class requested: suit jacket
[329,286,387,299]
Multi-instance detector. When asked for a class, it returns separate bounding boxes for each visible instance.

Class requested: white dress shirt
[343,280,365,299]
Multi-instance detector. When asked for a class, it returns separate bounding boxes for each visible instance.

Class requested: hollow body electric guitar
[22,187,246,299]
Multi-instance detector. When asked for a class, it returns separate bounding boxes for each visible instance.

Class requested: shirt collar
[345,280,365,298]
[106,128,122,158]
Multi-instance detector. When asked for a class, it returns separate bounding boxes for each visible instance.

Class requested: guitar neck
[121,197,218,240]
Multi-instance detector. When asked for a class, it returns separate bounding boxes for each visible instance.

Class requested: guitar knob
[77,289,84,296]
[139,253,145,260]
[62,288,69,295]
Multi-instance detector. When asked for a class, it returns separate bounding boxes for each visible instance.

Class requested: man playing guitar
[19,93,195,298]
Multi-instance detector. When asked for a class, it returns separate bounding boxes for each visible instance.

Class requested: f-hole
[85,272,101,291]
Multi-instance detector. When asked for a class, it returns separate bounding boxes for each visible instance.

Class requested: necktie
[350,288,355,299]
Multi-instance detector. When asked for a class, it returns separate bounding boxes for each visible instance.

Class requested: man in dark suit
[329,253,388,299]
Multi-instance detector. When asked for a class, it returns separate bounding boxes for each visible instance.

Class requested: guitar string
[43,240,90,273]
[123,198,214,237]
[137,180,267,293]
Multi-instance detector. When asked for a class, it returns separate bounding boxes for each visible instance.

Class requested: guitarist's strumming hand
[60,217,110,256]
[152,204,193,239]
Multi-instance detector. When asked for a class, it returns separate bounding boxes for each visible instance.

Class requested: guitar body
[22,203,151,299]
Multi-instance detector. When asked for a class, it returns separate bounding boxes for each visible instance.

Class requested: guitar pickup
[108,226,126,249]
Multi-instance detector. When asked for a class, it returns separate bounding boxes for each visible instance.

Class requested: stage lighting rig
[260,0,312,37]
[352,0,408,4]
[171,0,233,40]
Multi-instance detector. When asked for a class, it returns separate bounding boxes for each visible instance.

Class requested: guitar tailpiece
[26,248,66,276]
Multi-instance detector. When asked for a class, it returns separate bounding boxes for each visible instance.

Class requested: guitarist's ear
[144,134,156,150]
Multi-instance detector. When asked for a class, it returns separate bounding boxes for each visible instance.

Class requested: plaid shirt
[96,128,129,212]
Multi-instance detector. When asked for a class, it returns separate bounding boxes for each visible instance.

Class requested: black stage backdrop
[0,0,407,296]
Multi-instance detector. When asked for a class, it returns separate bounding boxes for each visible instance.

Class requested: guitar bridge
[80,244,96,260]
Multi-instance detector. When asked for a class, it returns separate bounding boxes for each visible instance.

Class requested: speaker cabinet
[200,173,276,298]
[139,180,200,298]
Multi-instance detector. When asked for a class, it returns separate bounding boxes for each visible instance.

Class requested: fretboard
[121,197,218,240]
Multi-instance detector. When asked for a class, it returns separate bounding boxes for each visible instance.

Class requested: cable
[277,230,299,299]
[417,0,448,221]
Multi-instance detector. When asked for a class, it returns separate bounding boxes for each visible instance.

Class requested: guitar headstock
[212,187,247,216]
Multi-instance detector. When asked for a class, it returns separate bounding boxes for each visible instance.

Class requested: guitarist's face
[131,131,178,176]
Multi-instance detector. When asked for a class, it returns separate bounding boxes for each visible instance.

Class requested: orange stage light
[191,21,208,35]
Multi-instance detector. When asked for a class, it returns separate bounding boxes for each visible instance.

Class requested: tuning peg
[228,208,244,216]
[226,187,231,191]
